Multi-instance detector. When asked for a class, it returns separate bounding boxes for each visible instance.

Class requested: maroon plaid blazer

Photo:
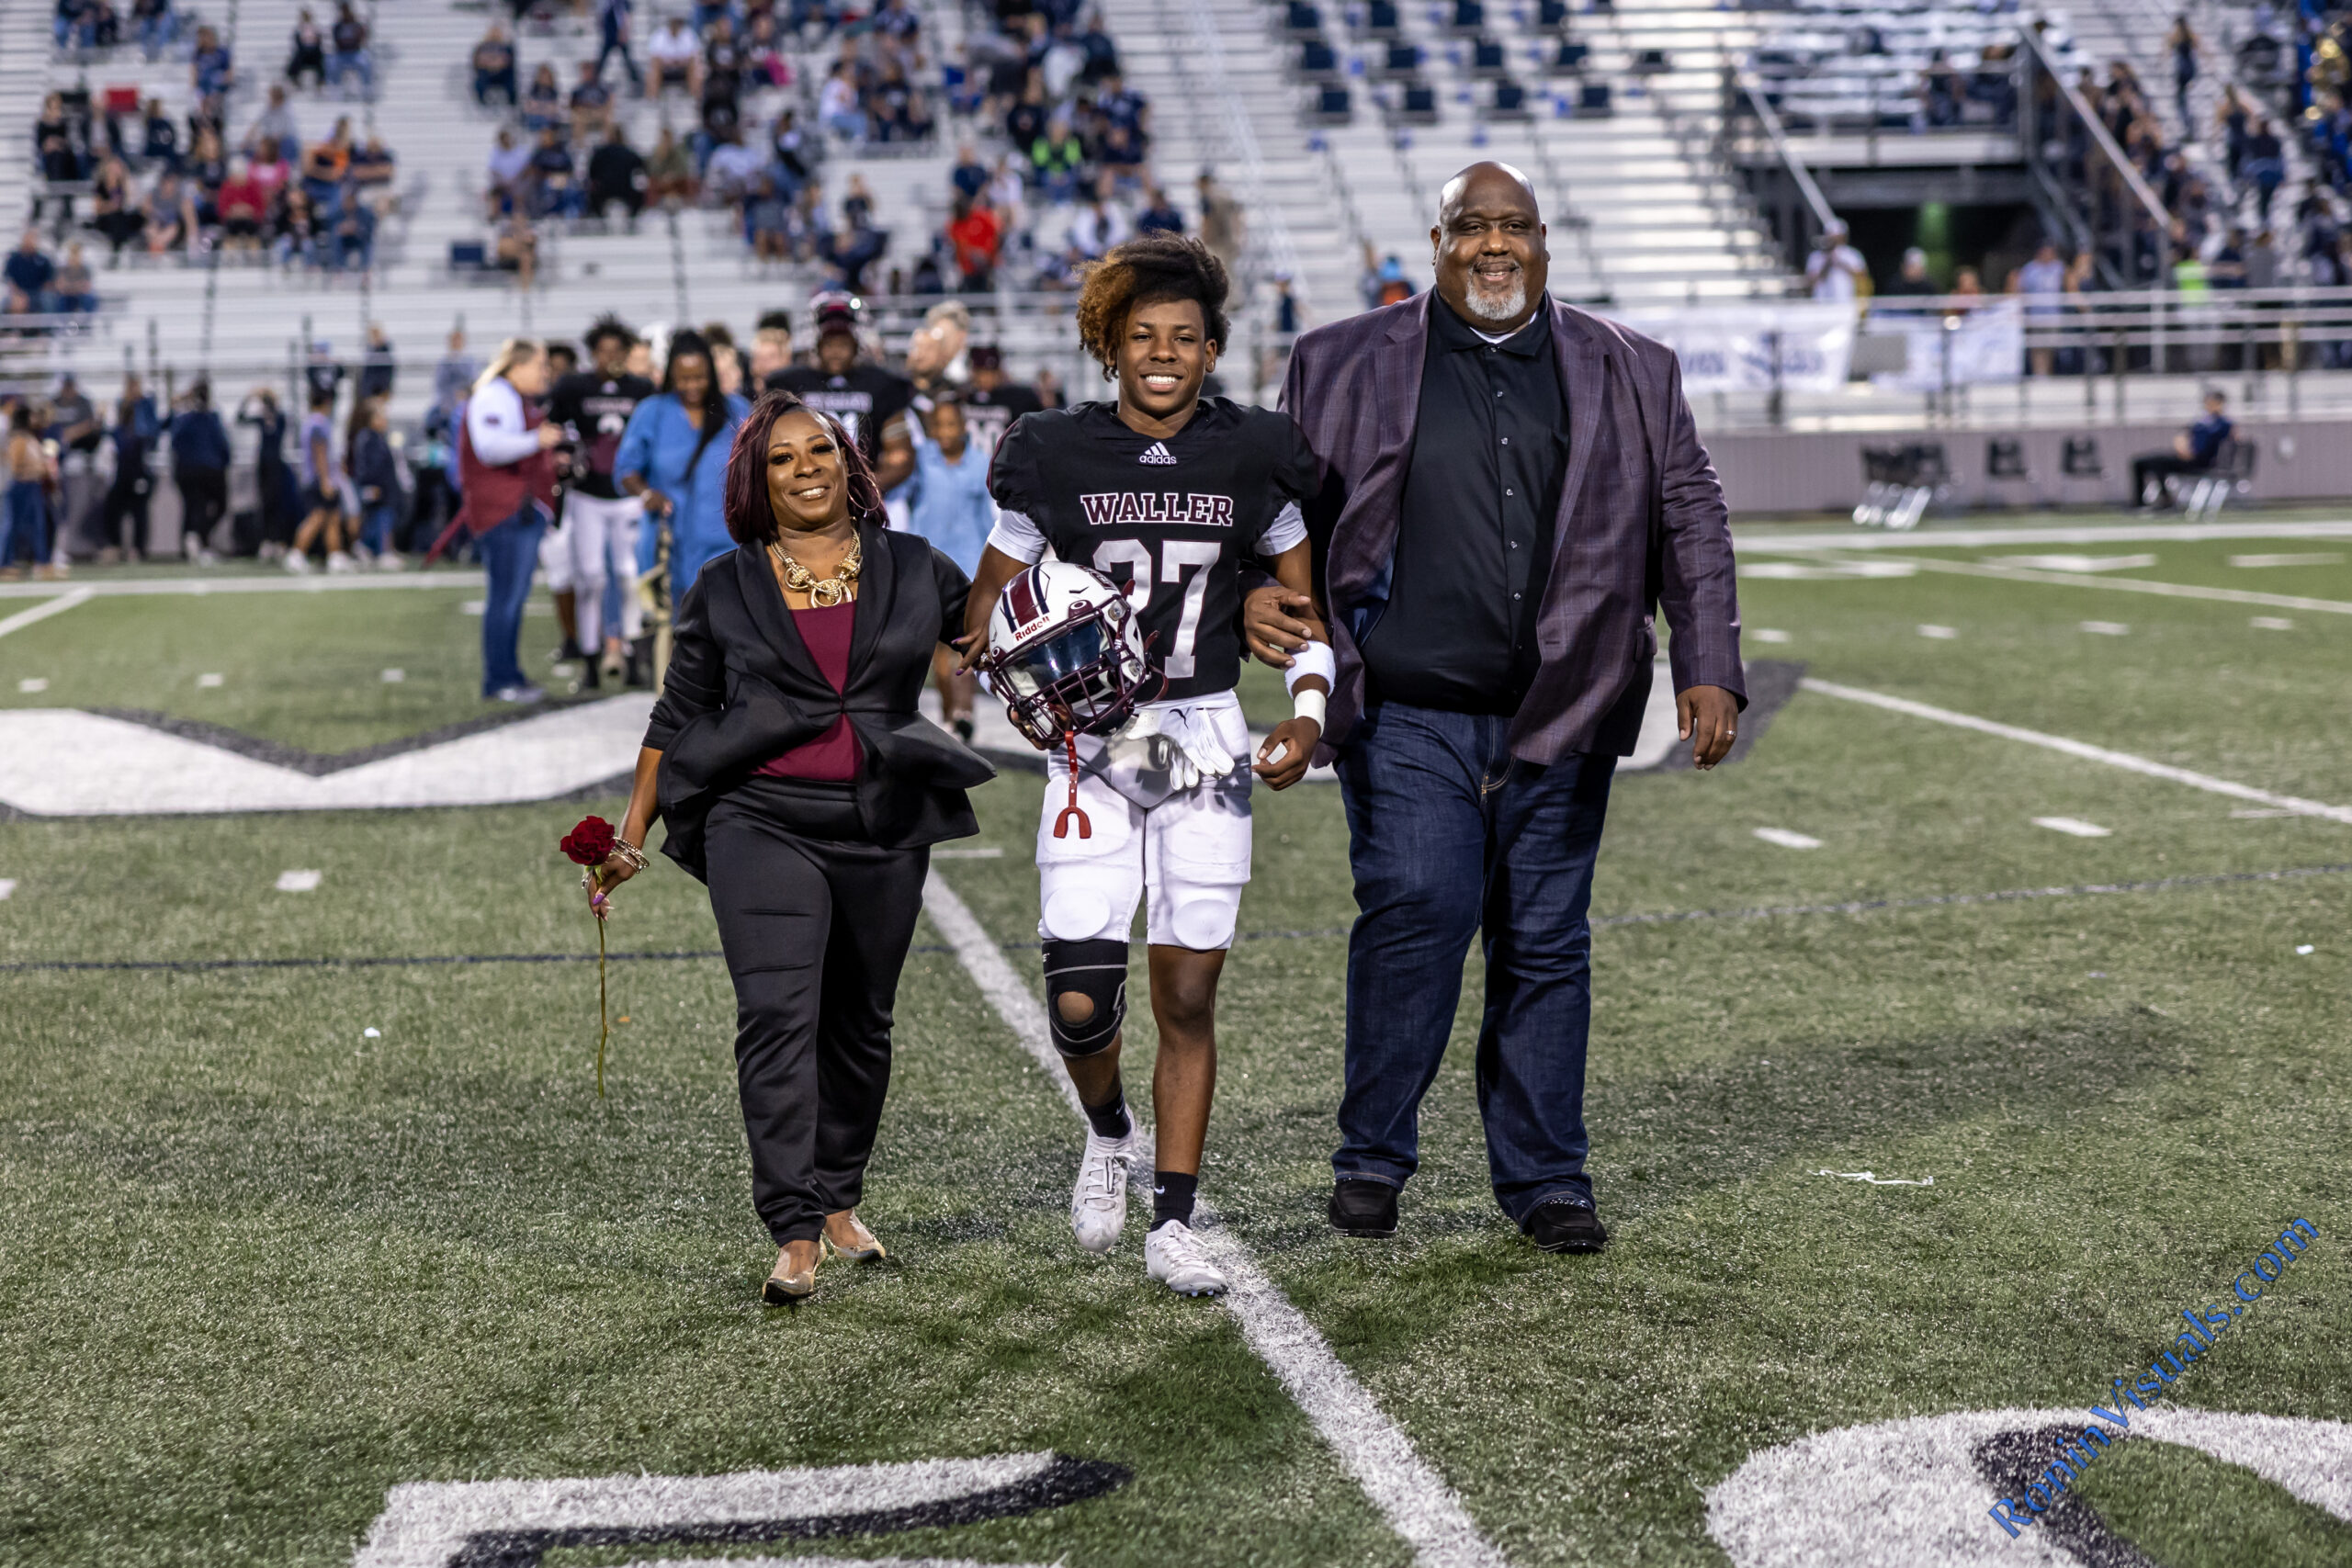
[1280,292,1744,766]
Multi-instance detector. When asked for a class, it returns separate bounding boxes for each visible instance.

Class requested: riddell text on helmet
[1078,491,1238,526]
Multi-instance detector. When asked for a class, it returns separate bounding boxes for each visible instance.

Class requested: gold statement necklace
[770,535,862,607]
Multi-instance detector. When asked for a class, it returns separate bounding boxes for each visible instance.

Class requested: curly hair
[723,389,885,546]
[1074,232,1230,378]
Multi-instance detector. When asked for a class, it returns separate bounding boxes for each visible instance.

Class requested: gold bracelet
[611,839,650,872]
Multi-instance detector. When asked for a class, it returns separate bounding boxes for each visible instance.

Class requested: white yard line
[1802,680,2352,825]
[920,873,1511,1568]
[1736,519,2352,553]
[0,587,94,638]
[1819,553,2352,616]
[0,573,483,601]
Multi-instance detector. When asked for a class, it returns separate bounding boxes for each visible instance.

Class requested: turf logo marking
[1985,1218,2323,1540]
[921,873,1512,1568]
[350,1450,1125,1568]
[1706,1408,2352,1567]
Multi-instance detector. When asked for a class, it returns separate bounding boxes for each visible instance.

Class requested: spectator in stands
[745,15,790,89]
[2132,389,2230,506]
[2243,117,2285,223]
[645,124,695,206]
[1879,245,1935,300]
[616,328,749,612]
[1136,184,1183,235]
[459,339,565,699]
[649,15,699,96]
[273,182,322,266]
[495,210,539,286]
[1004,74,1049,156]
[1068,177,1128,258]
[523,64,566,133]
[528,126,582,219]
[170,379,229,559]
[350,131,395,199]
[141,171,197,254]
[946,195,1001,289]
[771,109,814,197]
[820,62,865,140]
[328,3,372,96]
[473,25,520,107]
[6,232,57,314]
[951,142,989,203]
[288,8,328,89]
[251,85,302,164]
[820,177,888,292]
[1029,113,1084,201]
[747,175,797,259]
[192,24,234,96]
[141,98,180,172]
[54,243,96,311]
[216,156,267,250]
[1917,51,1962,130]
[486,126,532,216]
[1805,220,1866,303]
[2012,241,2066,375]
[89,157,144,254]
[2165,16,2199,135]
[588,123,649,223]
[597,0,643,92]
[301,119,354,209]
[187,126,227,213]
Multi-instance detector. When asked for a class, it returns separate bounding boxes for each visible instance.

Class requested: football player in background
[962,233,1331,1297]
[549,316,657,687]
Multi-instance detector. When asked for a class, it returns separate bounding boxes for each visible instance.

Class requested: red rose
[561,816,618,866]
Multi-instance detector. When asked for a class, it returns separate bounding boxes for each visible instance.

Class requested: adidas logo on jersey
[1138,441,1178,466]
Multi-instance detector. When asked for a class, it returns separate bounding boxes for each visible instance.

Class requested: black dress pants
[176,467,227,553]
[705,776,929,1245]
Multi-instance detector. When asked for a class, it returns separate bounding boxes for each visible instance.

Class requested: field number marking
[1802,680,2352,826]
[922,873,1512,1568]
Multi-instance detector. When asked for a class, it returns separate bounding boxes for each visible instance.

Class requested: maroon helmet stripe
[1007,566,1043,627]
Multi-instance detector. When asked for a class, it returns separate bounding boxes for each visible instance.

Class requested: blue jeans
[3,482,48,567]
[1332,703,1616,1224]
[476,503,545,694]
[358,501,397,556]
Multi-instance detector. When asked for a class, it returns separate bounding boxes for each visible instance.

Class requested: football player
[963,233,1333,1297]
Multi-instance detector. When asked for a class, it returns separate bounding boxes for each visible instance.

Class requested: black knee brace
[1043,939,1128,1057]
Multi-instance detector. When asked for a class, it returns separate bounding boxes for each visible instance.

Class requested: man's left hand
[1678,684,1740,771]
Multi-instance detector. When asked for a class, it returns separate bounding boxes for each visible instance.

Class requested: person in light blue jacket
[903,393,997,739]
[616,328,750,609]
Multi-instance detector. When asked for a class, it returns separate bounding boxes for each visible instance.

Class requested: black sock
[1081,1086,1131,1140]
[1151,1170,1197,1231]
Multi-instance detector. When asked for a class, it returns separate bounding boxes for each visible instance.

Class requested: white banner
[1867,297,2026,390]
[1609,303,1858,394]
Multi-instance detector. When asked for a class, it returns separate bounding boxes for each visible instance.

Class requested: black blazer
[642,521,996,880]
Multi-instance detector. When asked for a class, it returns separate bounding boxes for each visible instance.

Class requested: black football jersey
[767,363,913,463]
[989,398,1319,702]
[548,371,655,499]
[960,381,1045,458]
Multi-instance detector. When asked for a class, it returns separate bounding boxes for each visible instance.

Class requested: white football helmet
[984,559,1162,747]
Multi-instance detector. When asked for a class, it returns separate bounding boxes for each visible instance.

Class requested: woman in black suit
[588,389,993,1304]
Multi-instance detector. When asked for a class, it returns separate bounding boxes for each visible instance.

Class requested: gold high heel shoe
[820,1211,887,1263]
[763,1239,820,1303]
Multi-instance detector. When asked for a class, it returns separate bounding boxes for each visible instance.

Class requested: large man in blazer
[1245,163,1744,1253]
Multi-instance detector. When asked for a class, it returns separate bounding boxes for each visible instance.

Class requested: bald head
[1430,161,1548,334]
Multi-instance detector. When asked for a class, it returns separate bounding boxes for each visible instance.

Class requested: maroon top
[755,599,862,781]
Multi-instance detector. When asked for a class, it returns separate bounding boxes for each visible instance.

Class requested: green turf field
[1,519,2346,1568]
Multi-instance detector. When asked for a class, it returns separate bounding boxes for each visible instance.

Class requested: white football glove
[1118,707,1234,792]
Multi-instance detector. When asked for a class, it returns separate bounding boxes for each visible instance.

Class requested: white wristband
[1283,639,1336,695]
[1292,686,1328,728]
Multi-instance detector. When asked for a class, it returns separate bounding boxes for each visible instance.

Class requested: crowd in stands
[23,3,401,293]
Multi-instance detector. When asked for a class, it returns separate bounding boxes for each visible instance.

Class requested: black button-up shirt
[1358,294,1566,716]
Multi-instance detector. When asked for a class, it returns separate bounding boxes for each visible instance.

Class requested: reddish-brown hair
[722,389,884,545]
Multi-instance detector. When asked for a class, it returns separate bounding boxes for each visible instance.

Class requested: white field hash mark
[2079,621,2131,637]
[921,873,1512,1568]
[1752,828,1823,850]
[275,869,322,892]
[0,878,15,900]
[2033,818,2113,839]
[1917,624,1959,640]
[1800,680,2352,825]
[1815,1169,1934,1186]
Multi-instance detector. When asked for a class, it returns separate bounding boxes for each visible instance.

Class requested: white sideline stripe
[1801,680,2352,825]
[351,1452,1057,1568]
[0,587,94,638]
[1860,554,2352,615]
[0,573,483,600]
[1736,519,2352,553]
[920,874,1510,1568]
[628,1558,1042,1568]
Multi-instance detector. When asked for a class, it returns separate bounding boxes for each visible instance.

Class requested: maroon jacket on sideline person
[454,397,557,535]
[1278,290,1744,767]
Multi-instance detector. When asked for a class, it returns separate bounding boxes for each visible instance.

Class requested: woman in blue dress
[616,329,752,613]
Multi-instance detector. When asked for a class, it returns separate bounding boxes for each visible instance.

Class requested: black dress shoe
[1522,1199,1608,1254]
[1329,1179,1398,1237]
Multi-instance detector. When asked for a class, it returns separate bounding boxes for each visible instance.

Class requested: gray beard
[1463,275,1528,322]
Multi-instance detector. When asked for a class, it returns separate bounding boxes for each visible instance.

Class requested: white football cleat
[1145,1220,1227,1297]
[1069,1128,1136,1255]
